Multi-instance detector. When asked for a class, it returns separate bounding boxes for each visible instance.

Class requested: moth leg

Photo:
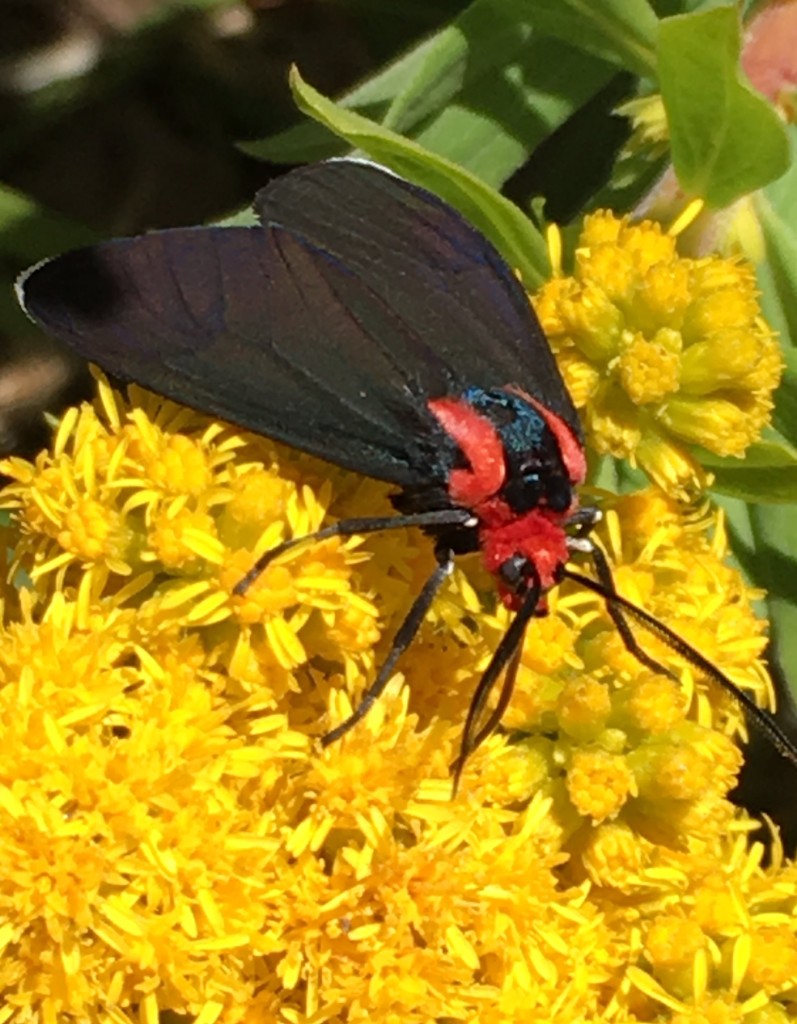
[234,508,473,595]
[322,545,456,746]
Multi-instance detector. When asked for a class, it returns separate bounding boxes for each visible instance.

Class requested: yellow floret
[0,381,793,1021]
[535,215,782,499]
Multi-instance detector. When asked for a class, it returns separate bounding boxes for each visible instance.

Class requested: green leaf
[658,6,790,207]
[247,0,616,189]
[0,186,98,337]
[409,105,532,189]
[288,67,549,286]
[721,495,797,704]
[771,348,797,447]
[709,467,797,503]
[381,0,533,134]
[0,185,96,261]
[757,161,797,350]
[406,33,615,189]
[749,504,797,704]
[512,0,658,78]
[241,35,444,164]
[704,438,797,502]
[243,0,533,169]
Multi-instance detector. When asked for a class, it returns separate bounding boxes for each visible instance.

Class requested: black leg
[587,543,677,680]
[466,641,524,756]
[562,565,797,771]
[234,508,473,595]
[321,546,456,746]
[452,572,541,792]
[568,505,603,534]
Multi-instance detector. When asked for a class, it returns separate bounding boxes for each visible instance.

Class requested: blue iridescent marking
[461,385,572,513]
[461,386,547,458]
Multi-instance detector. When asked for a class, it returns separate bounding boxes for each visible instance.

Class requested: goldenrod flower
[0,382,795,1021]
[535,214,782,499]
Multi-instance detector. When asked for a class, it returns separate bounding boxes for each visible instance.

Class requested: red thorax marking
[427,396,505,505]
[428,390,582,607]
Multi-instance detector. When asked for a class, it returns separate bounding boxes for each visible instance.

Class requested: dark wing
[18,159,579,486]
[256,161,581,441]
[19,226,451,485]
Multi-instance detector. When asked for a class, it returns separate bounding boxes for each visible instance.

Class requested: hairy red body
[427,397,506,504]
[429,392,583,607]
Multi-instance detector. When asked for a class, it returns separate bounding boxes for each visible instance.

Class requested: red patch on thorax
[428,397,505,505]
[428,392,578,607]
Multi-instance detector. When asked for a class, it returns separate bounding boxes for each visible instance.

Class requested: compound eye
[501,473,543,513]
[498,554,529,592]
[501,468,573,515]
[545,475,573,513]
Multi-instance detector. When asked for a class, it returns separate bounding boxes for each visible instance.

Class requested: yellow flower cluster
[0,379,795,1022]
[534,212,782,499]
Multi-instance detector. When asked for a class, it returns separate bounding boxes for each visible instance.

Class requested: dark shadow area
[504,73,635,223]
[732,644,797,858]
